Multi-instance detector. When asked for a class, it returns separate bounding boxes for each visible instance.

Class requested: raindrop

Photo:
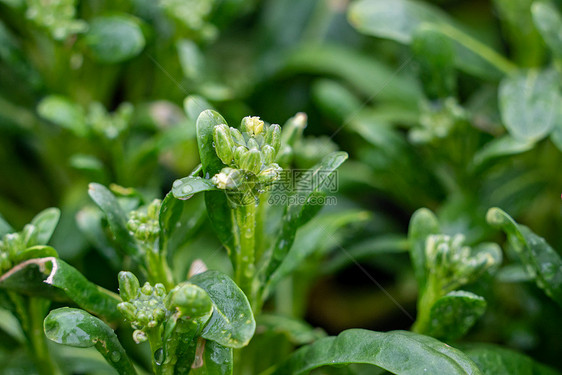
[154,348,164,366]
[111,351,121,362]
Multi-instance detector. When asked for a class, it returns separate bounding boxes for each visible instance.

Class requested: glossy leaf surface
[487,208,562,307]
[273,329,482,375]
[172,176,217,199]
[191,270,255,348]
[44,308,136,374]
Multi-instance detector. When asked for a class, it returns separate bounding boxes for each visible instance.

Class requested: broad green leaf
[44,308,136,375]
[464,344,561,375]
[196,109,228,177]
[311,79,364,122]
[0,213,13,237]
[408,208,440,289]
[88,183,139,260]
[184,96,215,123]
[37,95,88,136]
[29,207,60,246]
[190,340,233,375]
[472,135,535,169]
[257,314,326,345]
[0,257,121,321]
[348,0,449,44]
[496,264,534,283]
[532,1,562,58]
[205,191,236,256]
[190,270,256,348]
[14,245,58,263]
[172,176,218,199]
[426,291,487,341]
[487,207,562,306]
[273,329,482,375]
[84,15,145,63]
[159,191,184,255]
[499,69,561,142]
[412,24,456,99]
[348,0,516,79]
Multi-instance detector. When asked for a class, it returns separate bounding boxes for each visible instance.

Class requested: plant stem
[234,202,258,310]
[147,327,163,375]
[145,244,175,291]
[28,297,61,375]
[412,282,439,334]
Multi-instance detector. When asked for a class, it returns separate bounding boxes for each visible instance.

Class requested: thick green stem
[147,327,164,375]
[28,297,61,375]
[412,279,440,334]
[234,202,258,310]
[145,244,174,291]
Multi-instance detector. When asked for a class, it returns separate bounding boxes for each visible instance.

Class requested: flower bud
[258,163,282,185]
[133,330,147,344]
[281,113,306,147]
[234,146,247,167]
[118,271,140,301]
[146,199,161,219]
[241,116,264,136]
[265,124,281,153]
[261,145,275,165]
[118,302,137,322]
[247,138,259,150]
[241,149,262,175]
[230,127,246,147]
[153,307,167,322]
[213,124,234,165]
[154,283,166,297]
[141,282,153,296]
[211,168,243,190]
[169,283,213,319]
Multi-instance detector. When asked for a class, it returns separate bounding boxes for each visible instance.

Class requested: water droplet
[154,348,164,366]
[111,351,121,362]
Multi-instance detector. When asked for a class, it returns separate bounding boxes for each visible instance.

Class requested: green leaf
[499,69,561,142]
[14,245,58,263]
[257,314,326,345]
[426,291,487,341]
[348,0,449,44]
[273,329,482,375]
[487,207,562,307]
[196,109,228,177]
[463,344,561,375]
[29,207,60,246]
[172,176,218,199]
[0,213,14,237]
[190,270,256,348]
[84,15,145,64]
[37,95,88,136]
[44,308,137,375]
[177,39,204,81]
[408,208,440,289]
[191,340,233,375]
[348,0,516,79]
[472,135,535,169]
[412,24,456,99]
[88,183,139,260]
[0,257,121,321]
[532,1,562,58]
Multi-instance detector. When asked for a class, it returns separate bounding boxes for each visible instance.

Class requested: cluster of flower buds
[0,225,36,274]
[410,98,468,144]
[117,271,168,344]
[425,234,500,293]
[211,116,283,192]
[126,200,161,244]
